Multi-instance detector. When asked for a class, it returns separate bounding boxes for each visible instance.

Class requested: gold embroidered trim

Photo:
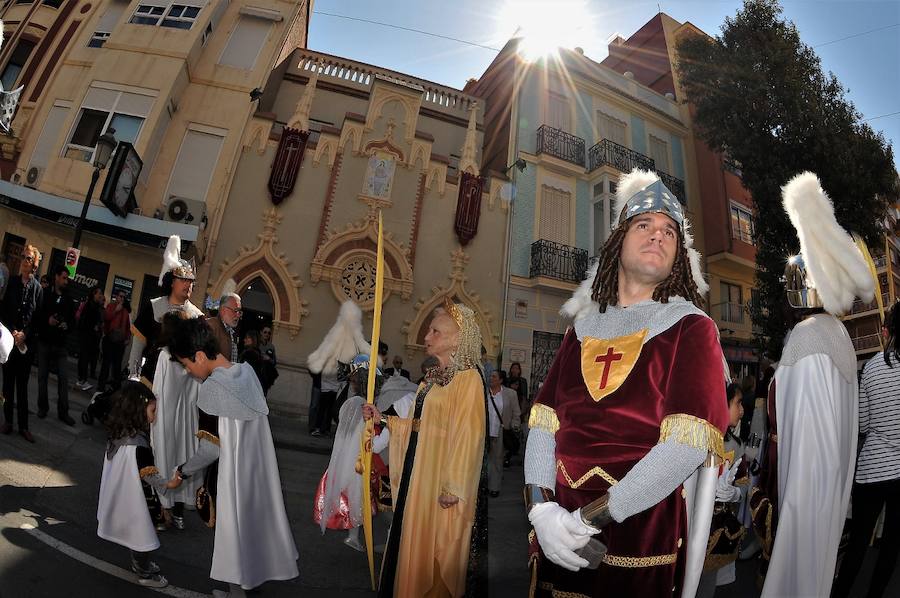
[601,552,678,568]
[139,466,159,478]
[140,376,153,391]
[528,403,559,435]
[537,582,591,598]
[557,460,618,488]
[528,529,536,544]
[197,430,220,446]
[658,413,725,458]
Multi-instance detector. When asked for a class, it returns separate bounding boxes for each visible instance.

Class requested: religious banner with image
[268,127,310,205]
[362,156,396,199]
[454,171,485,246]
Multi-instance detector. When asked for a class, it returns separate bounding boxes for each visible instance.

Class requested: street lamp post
[72,128,117,249]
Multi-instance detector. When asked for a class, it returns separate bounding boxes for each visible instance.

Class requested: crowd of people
[0,241,278,445]
[1,167,899,598]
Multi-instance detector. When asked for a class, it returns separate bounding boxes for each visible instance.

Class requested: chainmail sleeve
[524,427,557,490]
[606,439,706,522]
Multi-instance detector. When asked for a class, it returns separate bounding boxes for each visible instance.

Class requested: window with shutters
[64,87,153,162]
[89,0,128,48]
[164,127,225,204]
[720,282,744,324]
[730,202,754,244]
[539,185,571,245]
[1,39,36,90]
[546,92,570,133]
[648,135,670,173]
[218,16,271,70]
[597,111,627,146]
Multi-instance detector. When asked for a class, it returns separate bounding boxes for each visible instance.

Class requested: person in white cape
[166,317,298,598]
[313,354,390,551]
[754,172,876,598]
[128,235,203,529]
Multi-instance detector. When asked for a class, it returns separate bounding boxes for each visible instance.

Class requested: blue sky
[307,0,900,167]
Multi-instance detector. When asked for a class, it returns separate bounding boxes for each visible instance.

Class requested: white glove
[715,460,742,502]
[528,502,599,571]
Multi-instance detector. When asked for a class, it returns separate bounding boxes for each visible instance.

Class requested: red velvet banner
[268,127,310,205]
[454,171,485,246]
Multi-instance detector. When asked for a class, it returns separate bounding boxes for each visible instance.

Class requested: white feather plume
[221,278,237,297]
[159,235,182,285]
[560,260,600,321]
[782,172,875,315]
[307,301,372,375]
[687,247,709,295]
[612,169,660,225]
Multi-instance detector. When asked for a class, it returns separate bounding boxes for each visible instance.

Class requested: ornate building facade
[0,0,310,308]
[210,49,508,413]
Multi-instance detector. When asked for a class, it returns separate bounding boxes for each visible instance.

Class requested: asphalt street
[0,366,896,597]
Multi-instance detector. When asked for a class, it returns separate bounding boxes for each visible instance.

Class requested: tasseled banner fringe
[658,413,724,458]
[528,403,559,435]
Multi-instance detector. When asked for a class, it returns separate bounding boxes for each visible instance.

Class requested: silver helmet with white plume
[562,169,708,321]
[781,172,875,315]
[158,235,195,286]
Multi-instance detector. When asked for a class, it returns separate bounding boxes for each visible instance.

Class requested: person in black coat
[383,355,411,380]
[34,264,77,426]
[76,285,104,391]
[0,245,44,442]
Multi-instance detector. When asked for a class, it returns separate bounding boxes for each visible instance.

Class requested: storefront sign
[64,247,80,278]
[112,275,134,302]
[49,248,109,302]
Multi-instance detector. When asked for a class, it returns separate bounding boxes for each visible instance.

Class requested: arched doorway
[240,277,274,334]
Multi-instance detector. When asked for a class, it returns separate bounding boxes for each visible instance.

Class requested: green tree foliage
[676,0,897,358]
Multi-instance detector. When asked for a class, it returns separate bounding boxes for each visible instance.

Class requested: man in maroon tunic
[524,169,729,597]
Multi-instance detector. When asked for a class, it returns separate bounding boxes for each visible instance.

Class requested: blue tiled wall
[670,134,685,179]
[517,73,541,155]
[630,115,647,155]
[576,178,590,250]
[510,163,537,277]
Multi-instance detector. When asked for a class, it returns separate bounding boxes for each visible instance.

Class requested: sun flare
[497,0,593,62]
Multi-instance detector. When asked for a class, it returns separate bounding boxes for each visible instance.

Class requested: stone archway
[211,208,308,339]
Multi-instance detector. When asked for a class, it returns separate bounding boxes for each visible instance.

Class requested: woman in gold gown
[364,299,488,597]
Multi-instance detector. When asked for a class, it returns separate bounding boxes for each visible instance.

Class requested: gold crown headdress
[443,296,465,329]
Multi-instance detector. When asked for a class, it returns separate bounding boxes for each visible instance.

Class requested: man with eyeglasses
[0,245,43,442]
[208,291,242,365]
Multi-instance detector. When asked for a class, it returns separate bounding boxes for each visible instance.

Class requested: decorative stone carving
[309,216,414,309]
[211,207,308,339]
[402,247,498,359]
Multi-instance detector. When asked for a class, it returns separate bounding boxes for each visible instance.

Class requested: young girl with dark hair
[96,381,182,588]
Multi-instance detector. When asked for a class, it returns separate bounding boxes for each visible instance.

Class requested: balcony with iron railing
[535,125,586,167]
[530,239,590,284]
[852,333,882,352]
[588,138,654,175]
[849,292,891,316]
[587,138,686,205]
[714,302,746,325]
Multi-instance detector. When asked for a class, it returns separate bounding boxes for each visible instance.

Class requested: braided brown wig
[590,218,705,312]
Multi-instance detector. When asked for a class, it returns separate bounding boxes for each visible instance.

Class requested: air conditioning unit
[164,196,207,226]
[25,166,41,188]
